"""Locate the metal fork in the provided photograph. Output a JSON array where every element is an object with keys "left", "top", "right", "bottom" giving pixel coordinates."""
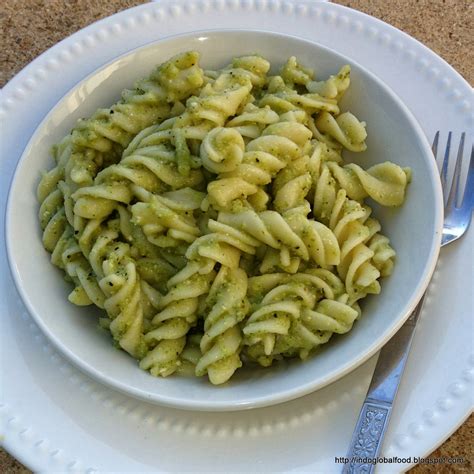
[{"left": 343, "top": 132, "right": 473, "bottom": 474}]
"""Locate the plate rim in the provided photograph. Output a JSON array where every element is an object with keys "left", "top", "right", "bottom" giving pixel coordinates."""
[{"left": 1, "top": 0, "right": 471, "bottom": 471}]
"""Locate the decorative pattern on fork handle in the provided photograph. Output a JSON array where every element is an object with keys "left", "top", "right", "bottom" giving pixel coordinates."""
[{"left": 343, "top": 402, "right": 391, "bottom": 474}]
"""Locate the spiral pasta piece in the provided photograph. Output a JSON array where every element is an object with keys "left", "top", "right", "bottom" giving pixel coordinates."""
[
  {"left": 247, "top": 270, "right": 341, "bottom": 304},
  {"left": 228, "top": 55, "right": 271, "bottom": 87},
  {"left": 176, "top": 333, "right": 203, "bottom": 376},
  {"left": 260, "top": 89, "right": 340, "bottom": 116},
  {"left": 244, "top": 292, "right": 301, "bottom": 363},
  {"left": 130, "top": 185, "right": 205, "bottom": 248},
  {"left": 269, "top": 152, "right": 340, "bottom": 271},
  {"left": 280, "top": 56, "right": 315, "bottom": 86},
  {"left": 139, "top": 269, "right": 215, "bottom": 377},
  {"left": 37, "top": 136, "right": 72, "bottom": 207},
  {"left": 52, "top": 223, "right": 106, "bottom": 307},
  {"left": 306, "top": 65, "right": 351, "bottom": 100},
  {"left": 299, "top": 298, "right": 359, "bottom": 340},
  {"left": 218, "top": 209, "right": 307, "bottom": 262},
  {"left": 200, "top": 127, "right": 246, "bottom": 173},
  {"left": 313, "top": 165, "right": 381, "bottom": 301},
  {"left": 226, "top": 103, "right": 280, "bottom": 139},
  {"left": 272, "top": 205, "right": 341, "bottom": 272},
  {"left": 244, "top": 274, "right": 316, "bottom": 361},
  {"left": 196, "top": 267, "right": 249, "bottom": 384},
  {"left": 314, "top": 111, "right": 367, "bottom": 152},
  {"left": 39, "top": 143, "right": 84, "bottom": 241},
  {"left": 368, "top": 232, "right": 396, "bottom": 277},
  {"left": 154, "top": 210, "right": 258, "bottom": 310},
  {"left": 78, "top": 215, "right": 161, "bottom": 355},
  {"left": 98, "top": 249, "right": 147, "bottom": 358},
  {"left": 243, "top": 270, "right": 351, "bottom": 365},
  {"left": 160, "top": 216, "right": 256, "bottom": 301},
  {"left": 170, "top": 65, "right": 256, "bottom": 141},
  {"left": 306, "top": 297, "right": 359, "bottom": 332},
  {"left": 326, "top": 161, "right": 411, "bottom": 206}
]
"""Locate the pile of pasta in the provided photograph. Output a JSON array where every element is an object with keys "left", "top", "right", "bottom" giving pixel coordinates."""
[{"left": 38, "top": 52, "right": 411, "bottom": 385}]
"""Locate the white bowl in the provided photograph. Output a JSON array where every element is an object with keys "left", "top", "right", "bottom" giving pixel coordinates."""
[{"left": 6, "top": 30, "right": 443, "bottom": 411}]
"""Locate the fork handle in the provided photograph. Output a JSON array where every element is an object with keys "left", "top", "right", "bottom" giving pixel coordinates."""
[
  {"left": 342, "top": 294, "right": 425, "bottom": 473},
  {"left": 342, "top": 401, "right": 392, "bottom": 473}
]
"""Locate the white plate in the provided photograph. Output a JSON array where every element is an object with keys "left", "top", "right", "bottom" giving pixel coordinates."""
[{"left": 1, "top": 0, "right": 472, "bottom": 472}]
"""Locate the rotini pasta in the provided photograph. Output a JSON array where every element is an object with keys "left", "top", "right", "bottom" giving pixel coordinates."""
[
  {"left": 38, "top": 52, "right": 411, "bottom": 384},
  {"left": 196, "top": 266, "right": 249, "bottom": 384}
]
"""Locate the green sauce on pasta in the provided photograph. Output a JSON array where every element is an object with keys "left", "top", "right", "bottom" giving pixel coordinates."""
[{"left": 38, "top": 52, "right": 410, "bottom": 384}]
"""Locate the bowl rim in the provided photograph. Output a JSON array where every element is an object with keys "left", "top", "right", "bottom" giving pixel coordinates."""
[{"left": 5, "top": 28, "right": 443, "bottom": 411}]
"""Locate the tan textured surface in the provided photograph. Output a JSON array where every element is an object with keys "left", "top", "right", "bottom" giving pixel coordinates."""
[
  {"left": 1, "top": 0, "right": 472, "bottom": 472},
  {"left": 336, "top": 0, "right": 473, "bottom": 86},
  {"left": 1, "top": 0, "right": 146, "bottom": 87}
]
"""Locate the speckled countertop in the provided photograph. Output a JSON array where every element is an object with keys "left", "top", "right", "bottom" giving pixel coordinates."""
[{"left": 1, "top": 0, "right": 472, "bottom": 472}]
